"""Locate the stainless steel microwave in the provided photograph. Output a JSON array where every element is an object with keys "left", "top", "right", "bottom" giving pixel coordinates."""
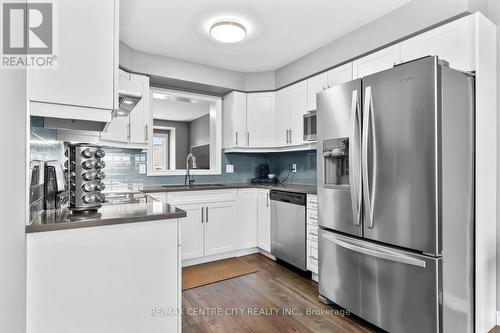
[{"left": 303, "top": 111, "right": 317, "bottom": 141}]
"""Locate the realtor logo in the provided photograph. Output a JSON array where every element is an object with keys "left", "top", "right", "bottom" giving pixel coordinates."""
[{"left": 1, "top": 1, "right": 57, "bottom": 68}]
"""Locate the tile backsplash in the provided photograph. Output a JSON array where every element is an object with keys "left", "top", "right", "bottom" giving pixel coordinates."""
[{"left": 30, "top": 118, "right": 317, "bottom": 191}]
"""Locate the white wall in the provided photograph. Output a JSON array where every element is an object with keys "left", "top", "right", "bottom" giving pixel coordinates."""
[
  {"left": 120, "top": 42, "right": 247, "bottom": 91},
  {"left": 485, "top": 0, "right": 500, "bottom": 315},
  {"left": 275, "top": 0, "right": 479, "bottom": 87},
  {"left": 0, "top": 65, "right": 27, "bottom": 330}
]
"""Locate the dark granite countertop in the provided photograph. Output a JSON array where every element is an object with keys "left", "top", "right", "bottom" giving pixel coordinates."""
[
  {"left": 141, "top": 183, "right": 317, "bottom": 195},
  {"left": 26, "top": 195, "right": 186, "bottom": 233}
]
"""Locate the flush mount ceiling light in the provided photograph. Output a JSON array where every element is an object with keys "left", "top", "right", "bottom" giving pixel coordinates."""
[{"left": 209, "top": 20, "right": 247, "bottom": 43}]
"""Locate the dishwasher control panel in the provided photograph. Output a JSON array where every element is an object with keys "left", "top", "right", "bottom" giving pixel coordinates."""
[{"left": 269, "top": 190, "right": 306, "bottom": 206}]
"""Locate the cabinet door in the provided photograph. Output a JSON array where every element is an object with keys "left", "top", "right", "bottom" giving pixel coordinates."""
[
  {"left": 400, "top": 15, "right": 475, "bottom": 72},
  {"left": 307, "top": 73, "right": 328, "bottom": 111},
  {"left": 257, "top": 190, "right": 271, "bottom": 252},
  {"left": 176, "top": 203, "right": 205, "bottom": 260},
  {"left": 222, "top": 92, "right": 247, "bottom": 148},
  {"left": 100, "top": 70, "right": 129, "bottom": 142},
  {"left": 129, "top": 74, "right": 150, "bottom": 144},
  {"left": 247, "top": 93, "right": 276, "bottom": 147},
  {"left": 290, "top": 81, "right": 308, "bottom": 145},
  {"left": 204, "top": 201, "right": 237, "bottom": 256},
  {"left": 275, "top": 87, "right": 292, "bottom": 146},
  {"left": 237, "top": 189, "right": 258, "bottom": 249},
  {"left": 27, "top": 0, "right": 117, "bottom": 110},
  {"left": 327, "top": 63, "right": 353, "bottom": 88},
  {"left": 100, "top": 116, "right": 129, "bottom": 142},
  {"left": 352, "top": 44, "right": 401, "bottom": 79}
]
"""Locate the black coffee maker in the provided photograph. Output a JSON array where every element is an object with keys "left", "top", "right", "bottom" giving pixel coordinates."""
[{"left": 251, "top": 163, "right": 278, "bottom": 184}]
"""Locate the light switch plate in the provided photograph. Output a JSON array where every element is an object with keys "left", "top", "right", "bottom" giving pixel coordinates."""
[
  {"left": 139, "top": 163, "right": 146, "bottom": 174},
  {"left": 226, "top": 164, "right": 234, "bottom": 173},
  {"left": 292, "top": 164, "right": 297, "bottom": 173}
]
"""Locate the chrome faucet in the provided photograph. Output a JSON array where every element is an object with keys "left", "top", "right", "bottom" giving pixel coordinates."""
[{"left": 185, "top": 153, "right": 197, "bottom": 186}]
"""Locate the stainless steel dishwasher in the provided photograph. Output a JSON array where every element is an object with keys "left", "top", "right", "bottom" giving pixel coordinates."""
[{"left": 270, "top": 190, "right": 307, "bottom": 270}]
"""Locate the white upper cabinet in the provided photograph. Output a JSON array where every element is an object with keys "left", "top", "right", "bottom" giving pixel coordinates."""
[
  {"left": 289, "top": 81, "right": 308, "bottom": 145},
  {"left": 129, "top": 73, "right": 150, "bottom": 144},
  {"left": 222, "top": 92, "right": 247, "bottom": 148},
  {"left": 275, "top": 82, "right": 307, "bottom": 146},
  {"left": 237, "top": 189, "right": 258, "bottom": 250},
  {"left": 246, "top": 92, "right": 276, "bottom": 147},
  {"left": 400, "top": 15, "right": 475, "bottom": 72},
  {"left": 307, "top": 73, "right": 328, "bottom": 111},
  {"left": 353, "top": 44, "right": 402, "bottom": 79},
  {"left": 327, "top": 63, "right": 353, "bottom": 88},
  {"left": 101, "top": 70, "right": 150, "bottom": 146},
  {"left": 275, "top": 86, "right": 292, "bottom": 146},
  {"left": 28, "top": 0, "right": 118, "bottom": 114}
]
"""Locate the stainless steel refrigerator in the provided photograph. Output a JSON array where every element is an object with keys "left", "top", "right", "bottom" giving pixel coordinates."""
[{"left": 316, "top": 56, "right": 475, "bottom": 333}]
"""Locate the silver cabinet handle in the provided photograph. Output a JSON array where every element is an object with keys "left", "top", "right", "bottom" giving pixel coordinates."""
[
  {"left": 349, "top": 89, "right": 362, "bottom": 226},
  {"left": 325, "top": 233, "right": 426, "bottom": 268},
  {"left": 205, "top": 206, "right": 208, "bottom": 222},
  {"left": 201, "top": 207, "right": 204, "bottom": 223},
  {"left": 235, "top": 131, "right": 238, "bottom": 146},
  {"left": 127, "top": 123, "right": 131, "bottom": 140},
  {"left": 145, "top": 124, "right": 148, "bottom": 141},
  {"left": 289, "top": 129, "right": 292, "bottom": 144},
  {"left": 362, "top": 86, "right": 376, "bottom": 229},
  {"left": 266, "top": 193, "right": 269, "bottom": 207},
  {"left": 247, "top": 132, "right": 250, "bottom": 146},
  {"left": 285, "top": 129, "right": 288, "bottom": 144}
]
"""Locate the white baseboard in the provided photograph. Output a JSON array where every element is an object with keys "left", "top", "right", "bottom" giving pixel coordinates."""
[
  {"left": 182, "top": 248, "right": 259, "bottom": 267},
  {"left": 496, "top": 311, "right": 500, "bottom": 326}
]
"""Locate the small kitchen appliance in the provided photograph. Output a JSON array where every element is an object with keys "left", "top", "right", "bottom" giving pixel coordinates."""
[
  {"left": 66, "top": 144, "right": 106, "bottom": 212},
  {"left": 44, "top": 160, "right": 67, "bottom": 210},
  {"left": 251, "top": 163, "right": 278, "bottom": 184}
]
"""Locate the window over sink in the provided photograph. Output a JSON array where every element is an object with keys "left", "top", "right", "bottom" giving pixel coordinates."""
[{"left": 147, "top": 88, "right": 222, "bottom": 176}]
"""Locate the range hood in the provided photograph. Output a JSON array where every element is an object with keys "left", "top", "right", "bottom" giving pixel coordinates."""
[{"left": 117, "top": 90, "right": 142, "bottom": 117}]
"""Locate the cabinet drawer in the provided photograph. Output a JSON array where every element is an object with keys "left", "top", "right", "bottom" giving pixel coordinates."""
[
  {"left": 307, "top": 195, "right": 317, "bottom": 205},
  {"left": 307, "top": 241, "right": 318, "bottom": 274},
  {"left": 307, "top": 202, "right": 318, "bottom": 211},
  {"left": 307, "top": 209, "right": 318, "bottom": 226},
  {"left": 307, "top": 224, "right": 319, "bottom": 242}
]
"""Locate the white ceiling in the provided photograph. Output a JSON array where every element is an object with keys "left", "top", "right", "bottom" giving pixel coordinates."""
[
  {"left": 153, "top": 99, "right": 210, "bottom": 122},
  {"left": 120, "top": 0, "right": 410, "bottom": 73}
]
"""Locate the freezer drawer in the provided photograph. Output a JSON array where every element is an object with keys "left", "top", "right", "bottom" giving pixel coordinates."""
[{"left": 319, "top": 230, "right": 440, "bottom": 333}]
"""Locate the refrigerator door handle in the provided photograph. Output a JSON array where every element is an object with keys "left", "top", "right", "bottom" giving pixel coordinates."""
[
  {"left": 323, "top": 232, "right": 426, "bottom": 268},
  {"left": 349, "top": 89, "right": 362, "bottom": 226},
  {"left": 362, "top": 86, "right": 377, "bottom": 228}
]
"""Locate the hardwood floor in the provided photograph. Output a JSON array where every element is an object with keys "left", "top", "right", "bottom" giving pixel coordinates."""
[
  {"left": 490, "top": 326, "right": 500, "bottom": 333},
  {"left": 182, "top": 253, "right": 381, "bottom": 333}
]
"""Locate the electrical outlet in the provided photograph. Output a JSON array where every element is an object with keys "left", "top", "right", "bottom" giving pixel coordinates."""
[
  {"left": 139, "top": 163, "right": 146, "bottom": 175},
  {"left": 292, "top": 164, "right": 297, "bottom": 173},
  {"left": 226, "top": 164, "right": 234, "bottom": 173}
]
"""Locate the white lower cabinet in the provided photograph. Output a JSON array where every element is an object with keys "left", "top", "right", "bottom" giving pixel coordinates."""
[
  {"left": 176, "top": 203, "right": 205, "bottom": 260},
  {"left": 257, "top": 189, "right": 271, "bottom": 252},
  {"left": 237, "top": 189, "right": 258, "bottom": 249},
  {"left": 306, "top": 194, "right": 319, "bottom": 276},
  {"left": 204, "top": 201, "right": 238, "bottom": 256},
  {"left": 163, "top": 190, "right": 238, "bottom": 263}
]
